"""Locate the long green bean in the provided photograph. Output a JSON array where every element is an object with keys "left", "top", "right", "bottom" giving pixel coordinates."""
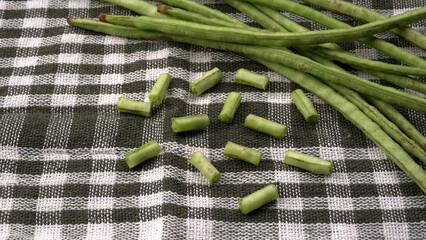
[
  {"left": 156, "top": 0, "right": 246, "bottom": 25},
  {"left": 365, "top": 96, "right": 426, "bottom": 152},
  {"left": 157, "top": 4, "right": 263, "bottom": 32},
  {"left": 241, "top": 0, "right": 426, "bottom": 69},
  {"left": 72, "top": 18, "right": 426, "bottom": 112},
  {"left": 253, "top": 5, "right": 426, "bottom": 95},
  {"left": 68, "top": 18, "right": 426, "bottom": 192},
  {"left": 314, "top": 47, "right": 426, "bottom": 76},
  {"left": 299, "top": 0, "right": 426, "bottom": 50},
  {"left": 104, "top": 11, "right": 426, "bottom": 47},
  {"left": 103, "top": 0, "right": 171, "bottom": 19}
]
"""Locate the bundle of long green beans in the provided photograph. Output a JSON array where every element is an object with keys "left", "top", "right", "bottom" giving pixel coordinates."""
[{"left": 68, "top": 0, "right": 426, "bottom": 193}]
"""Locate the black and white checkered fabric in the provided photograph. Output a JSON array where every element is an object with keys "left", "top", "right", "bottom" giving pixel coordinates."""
[{"left": 0, "top": 0, "right": 425, "bottom": 239}]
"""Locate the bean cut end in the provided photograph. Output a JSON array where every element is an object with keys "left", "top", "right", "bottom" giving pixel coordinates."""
[{"left": 284, "top": 150, "right": 332, "bottom": 175}]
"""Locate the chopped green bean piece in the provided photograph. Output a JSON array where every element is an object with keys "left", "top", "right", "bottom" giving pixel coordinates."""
[
  {"left": 291, "top": 89, "right": 319, "bottom": 123},
  {"left": 224, "top": 141, "right": 262, "bottom": 166},
  {"left": 126, "top": 140, "right": 161, "bottom": 168},
  {"left": 238, "top": 184, "right": 279, "bottom": 214},
  {"left": 117, "top": 97, "right": 152, "bottom": 117},
  {"left": 171, "top": 114, "right": 210, "bottom": 133},
  {"left": 284, "top": 150, "right": 332, "bottom": 175},
  {"left": 189, "top": 152, "right": 221, "bottom": 183},
  {"left": 219, "top": 92, "right": 242, "bottom": 123},
  {"left": 149, "top": 73, "right": 172, "bottom": 105},
  {"left": 190, "top": 67, "right": 223, "bottom": 96},
  {"left": 244, "top": 114, "right": 287, "bottom": 139},
  {"left": 235, "top": 68, "right": 269, "bottom": 90}
]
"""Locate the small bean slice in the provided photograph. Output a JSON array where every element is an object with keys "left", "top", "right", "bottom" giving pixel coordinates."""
[
  {"left": 219, "top": 92, "right": 242, "bottom": 123},
  {"left": 126, "top": 140, "right": 161, "bottom": 168}
]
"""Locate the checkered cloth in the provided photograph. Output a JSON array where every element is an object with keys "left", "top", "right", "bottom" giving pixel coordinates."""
[{"left": 1, "top": 0, "right": 425, "bottom": 239}]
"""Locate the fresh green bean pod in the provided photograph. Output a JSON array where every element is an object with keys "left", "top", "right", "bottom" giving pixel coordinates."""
[
  {"left": 117, "top": 97, "right": 153, "bottom": 117},
  {"left": 224, "top": 141, "right": 262, "bottom": 166},
  {"left": 123, "top": 11, "right": 426, "bottom": 47},
  {"left": 235, "top": 68, "right": 269, "bottom": 90},
  {"left": 242, "top": 0, "right": 426, "bottom": 68},
  {"left": 365, "top": 96, "right": 426, "bottom": 152},
  {"left": 299, "top": 0, "right": 426, "bottom": 50},
  {"left": 244, "top": 114, "right": 287, "bottom": 139},
  {"left": 189, "top": 152, "right": 221, "bottom": 183},
  {"left": 103, "top": 0, "right": 171, "bottom": 19},
  {"left": 238, "top": 184, "right": 279, "bottom": 214},
  {"left": 190, "top": 67, "right": 223, "bottom": 95},
  {"left": 219, "top": 92, "right": 242, "bottom": 123},
  {"left": 157, "top": 4, "right": 263, "bottom": 32},
  {"left": 284, "top": 150, "right": 332, "bottom": 175},
  {"left": 68, "top": 18, "right": 168, "bottom": 39},
  {"left": 250, "top": 6, "right": 426, "bottom": 95},
  {"left": 291, "top": 89, "right": 319, "bottom": 123},
  {"left": 171, "top": 114, "right": 210, "bottom": 133},
  {"left": 314, "top": 47, "right": 426, "bottom": 77},
  {"left": 149, "top": 73, "right": 172, "bottom": 105},
  {"left": 126, "top": 140, "right": 161, "bottom": 168},
  {"left": 156, "top": 0, "right": 246, "bottom": 25}
]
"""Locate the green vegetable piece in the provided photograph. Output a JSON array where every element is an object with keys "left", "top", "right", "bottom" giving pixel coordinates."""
[
  {"left": 291, "top": 89, "right": 319, "bottom": 123},
  {"left": 117, "top": 97, "right": 152, "bottom": 117},
  {"left": 224, "top": 141, "right": 262, "bottom": 166},
  {"left": 149, "top": 73, "right": 172, "bottom": 105},
  {"left": 189, "top": 152, "right": 221, "bottom": 183},
  {"left": 299, "top": 0, "right": 426, "bottom": 51},
  {"left": 219, "top": 92, "right": 242, "bottom": 123},
  {"left": 156, "top": 0, "right": 247, "bottom": 25},
  {"left": 238, "top": 184, "right": 279, "bottom": 214},
  {"left": 190, "top": 68, "right": 223, "bottom": 95},
  {"left": 242, "top": 0, "right": 426, "bottom": 68},
  {"left": 284, "top": 150, "right": 332, "bottom": 175},
  {"left": 126, "top": 140, "right": 161, "bottom": 168},
  {"left": 235, "top": 68, "right": 269, "bottom": 90},
  {"left": 244, "top": 114, "right": 287, "bottom": 139},
  {"left": 171, "top": 114, "right": 210, "bottom": 133}
]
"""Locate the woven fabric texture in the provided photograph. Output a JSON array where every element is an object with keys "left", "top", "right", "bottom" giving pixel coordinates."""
[{"left": 0, "top": 0, "right": 425, "bottom": 239}]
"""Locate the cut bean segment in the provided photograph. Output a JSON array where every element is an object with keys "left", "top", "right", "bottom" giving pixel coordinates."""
[
  {"left": 284, "top": 150, "right": 333, "bottom": 175},
  {"left": 235, "top": 68, "right": 269, "bottom": 90},
  {"left": 238, "top": 184, "right": 279, "bottom": 214},
  {"left": 126, "top": 140, "right": 161, "bottom": 168},
  {"left": 149, "top": 73, "right": 172, "bottom": 105},
  {"left": 171, "top": 114, "right": 210, "bottom": 133},
  {"left": 117, "top": 97, "right": 152, "bottom": 117},
  {"left": 219, "top": 92, "right": 242, "bottom": 123},
  {"left": 244, "top": 114, "right": 287, "bottom": 139},
  {"left": 190, "top": 67, "right": 223, "bottom": 95},
  {"left": 224, "top": 141, "right": 262, "bottom": 166},
  {"left": 291, "top": 89, "right": 319, "bottom": 123},
  {"left": 189, "top": 152, "right": 221, "bottom": 183}
]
